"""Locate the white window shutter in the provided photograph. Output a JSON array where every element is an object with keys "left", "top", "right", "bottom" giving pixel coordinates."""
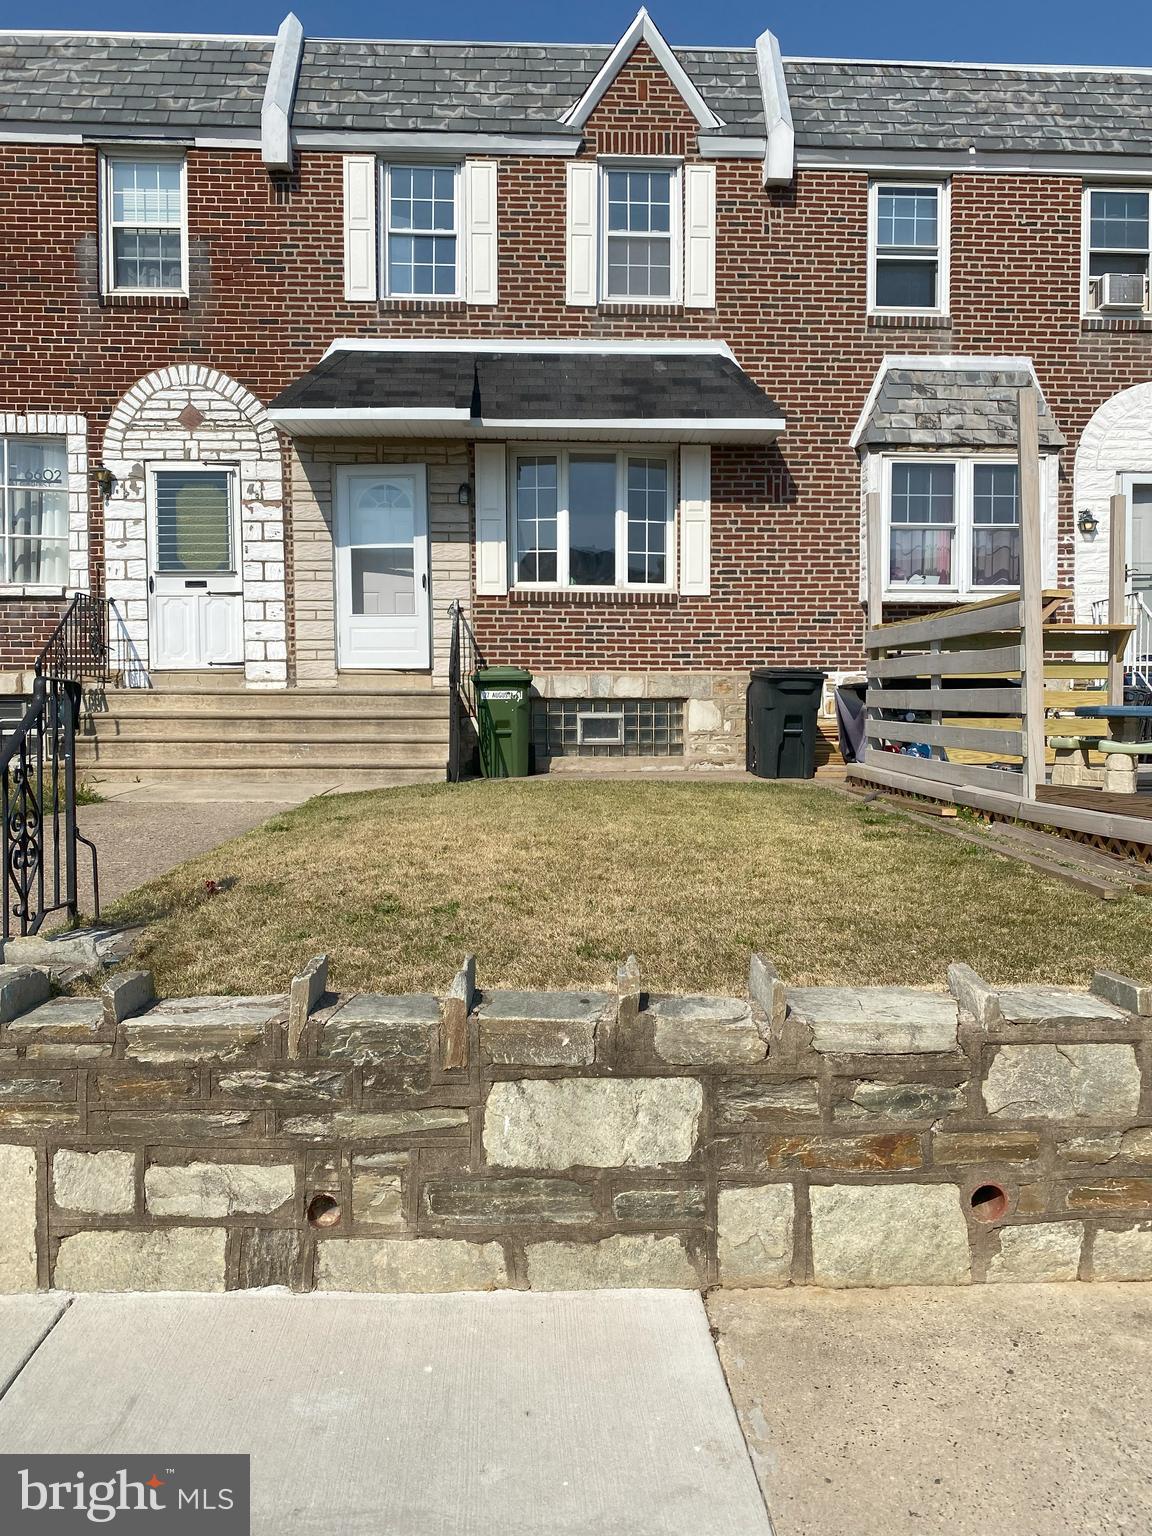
[
  {"left": 679, "top": 446, "right": 711, "bottom": 596},
  {"left": 474, "top": 444, "right": 509, "bottom": 595},
  {"left": 683, "top": 164, "right": 716, "bottom": 309},
  {"left": 343, "top": 155, "right": 377, "bottom": 301},
  {"left": 566, "top": 161, "right": 598, "bottom": 306},
  {"left": 464, "top": 160, "right": 499, "bottom": 305}
]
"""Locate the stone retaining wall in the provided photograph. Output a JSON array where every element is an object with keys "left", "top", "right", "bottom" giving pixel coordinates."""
[{"left": 1, "top": 956, "right": 1151, "bottom": 1293}]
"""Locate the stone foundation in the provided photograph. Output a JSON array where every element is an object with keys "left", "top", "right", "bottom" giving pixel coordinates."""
[{"left": 2, "top": 959, "right": 1151, "bottom": 1293}]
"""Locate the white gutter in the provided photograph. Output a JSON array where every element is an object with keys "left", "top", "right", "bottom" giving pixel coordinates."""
[
  {"left": 321, "top": 337, "right": 739, "bottom": 359},
  {"left": 262, "top": 12, "right": 304, "bottom": 172}
]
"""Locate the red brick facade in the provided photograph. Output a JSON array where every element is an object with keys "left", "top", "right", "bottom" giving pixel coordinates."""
[{"left": 0, "top": 40, "right": 1150, "bottom": 674}]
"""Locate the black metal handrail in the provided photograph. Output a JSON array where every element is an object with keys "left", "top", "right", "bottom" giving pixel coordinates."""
[
  {"left": 447, "top": 599, "right": 487, "bottom": 782},
  {"left": 0, "top": 596, "right": 105, "bottom": 940}
]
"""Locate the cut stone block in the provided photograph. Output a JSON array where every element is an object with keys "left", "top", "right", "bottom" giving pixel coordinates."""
[
  {"left": 287, "top": 954, "right": 327, "bottom": 1059},
  {"left": 3, "top": 995, "right": 97, "bottom": 1038},
  {"left": 525, "top": 1234, "right": 698, "bottom": 1290},
  {"left": 983, "top": 1044, "right": 1141, "bottom": 1120},
  {"left": 422, "top": 1177, "right": 595, "bottom": 1226},
  {"left": 612, "top": 1185, "right": 706, "bottom": 1223},
  {"left": 214, "top": 1067, "right": 349, "bottom": 1101},
  {"left": 0, "top": 1076, "right": 74, "bottom": 1104},
  {"left": 483, "top": 1078, "right": 702, "bottom": 1170},
  {"left": 649, "top": 996, "right": 768, "bottom": 1067},
  {"left": 351, "top": 1156, "right": 406, "bottom": 1227},
  {"left": 315, "top": 1238, "right": 507, "bottom": 1293},
  {"left": 716, "top": 1079, "right": 820, "bottom": 1127},
  {"left": 809, "top": 1183, "right": 971, "bottom": 1287},
  {"left": 788, "top": 988, "right": 958, "bottom": 1055},
  {"left": 947, "top": 963, "right": 1002, "bottom": 1027},
  {"left": 236, "top": 1228, "right": 301, "bottom": 1289},
  {"left": 1093, "top": 1224, "right": 1152, "bottom": 1281},
  {"left": 0, "top": 1108, "right": 79, "bottom": 1132},
  {"left": 25, "top": 1043, "right": 112, "bottom": 1061},
  {"left": 748, "top": 953, "right": 787, "bottom": 1032},
  {"left": 1065, "top": 1179, "right": 1152, "bottom": 1213},
  {"left": 88, "top": 1110, "right": 256, "bottom": 1141},
  {"left": 996, "top": 988, "right": 1131, "bottom": 1028},
  {"left": 283, "top": 1108, "right": 469, "bottom": 1140},
  {"left": 1057, "top": 1129, "right": 1152, "bottom": 1165},
  {"left": 52, "top": 1149, "right": 135, "bottom": 1215},
  {"left": 101, "top": 970, "right": 154, "bottom": 1026},
  {"left": 320, "top": 996, "right": 436, "bottom": 1085},
  {"left": 440, "top": 955, "right": 475, "bottom": 1071},
  {"left": 745, "top": 1133, "right": 922, "bottom": 1173},
  {"left": 932, "top": 1131, "right": 1042, "bottom": 1165},
  {"left": 123, "top": 1017, "right": 267, "bottom": 1065},
  {"left": 0, "top": 1143, "right": 38, "bottom": 1292},
  {"left": 4, "top": 929, "right": 126, "bottom": 973},
  {"left": 477, "top": 990, "right": 608, "bottom": 1067},
  {"left": 988, "top": 1223, "right": 1084, "bottom": 1283},
  {"left": 717, "top": 1185, "right": 794, "bottom": 1286},
  {"left": 145, "top": 1161, "right": 296, "bottom": 1217},
  {"left": 54, "top": 1228, "right": 227, "bottom": 1292},
  {"left": 1091, "top": 971, "right": 1152, "bottom": 1017},
  {"left": 833, "top": 1080, "right": 966, "bottom": 1122}
]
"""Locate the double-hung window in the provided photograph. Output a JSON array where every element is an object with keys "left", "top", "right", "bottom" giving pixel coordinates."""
[
  {"left": 886, "top": 459, "right": 1021, "bottom": 599},
  {"left": 602, "top": 166, "right": 678, "bottom": 301},
  {"left": 101, "top": 154, "right": 186, "bottom": 294},
  {"left": 381, "top": 164, "right": 460, "bottom": 298},
  {"left": 1085, "top": 188, "right": 1151, "bottom": 313},
  {"left": 869, "top": 182, "right": 948, "bottom": 314},
  {"left": 512, "top": 448, "right": 674, "bottom": 589},
  {"left": 0, "top": 437, "right": 68, "bottom": 587}
]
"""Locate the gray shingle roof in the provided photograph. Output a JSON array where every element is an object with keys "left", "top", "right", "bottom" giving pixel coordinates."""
[
  {"left": 858, "top": 366, "right": 1066, "bottom": 450},
  {"left": 0, "top": 34, "right": 272, "bottom": 129}
]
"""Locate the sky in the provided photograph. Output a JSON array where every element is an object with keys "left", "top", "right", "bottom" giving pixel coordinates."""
[{"left": 0, "top": 0, "right": 1149, "bottom": 67}]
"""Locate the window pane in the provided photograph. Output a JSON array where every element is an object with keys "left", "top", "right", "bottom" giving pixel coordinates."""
[
  {"left": 9, "top": 489, "right": 66, "bottom": 541},
  {"left": 606, "top": 236, "right": 672, "bottom": 298},
  {"left": 875, "top": 259, "right": 937, "bottom": 309},
  {"left": 889, "top": 528, "right": 953, "bottom": 585},
  {"left": 113, "top": 228, "right": 182, "bottom": 290},
  {"left": 6, "top": 439, "right": 66, "bottom": 487},
  {"left": 626, "top": 457, "right": 667, "bottom": 585},
  {"left": 972, "top": 527, "right": 1020, "bottom": 587},
  {"left": 349, "top": 478, "right": 415, "bottom": 547},
  {"left": 389, "top": 165, "right": 455, "bottom": 233},
  {"left": 972, "top": 465, "right": 1019, "bottom": 526},
  {"left": 890, "top": 463, "right": 955, "bottom": 525},
  {"left": 11, "top": 536, "right": 67, "bottom": 586},
  {"left": 154, "top": 470, "right": 232, "bottom": 573},
  {"left": 515, "top": 457, "right": 559, "bottom": 584},
  {"left": 568, "top": 456, "right": 616, "bottom": 586},
  {"left": 388, "top": 233, "right": 456, "bottom": 295},
  {"left": 111, "top": 159, "right": 181, "bottom": 225},
  {"left": 606, "top": 170, "right": 671, "bottom": 233},
  {"left": 351, "top": 547, "right": 415, "bottom": 616},
  {"left": 1087, "top": 252, "right": 1149, "bottom": 279},
  {"left": 1090, "top": 190, "right": 1149, "bottom": 251},
  {"left": 877, "top": 187, "right": 938, "bottom": 250}
]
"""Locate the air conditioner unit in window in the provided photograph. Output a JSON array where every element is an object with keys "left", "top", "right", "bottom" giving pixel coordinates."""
[{"left": 1092, "top": 272, "right": 1148, "bottom": 311}]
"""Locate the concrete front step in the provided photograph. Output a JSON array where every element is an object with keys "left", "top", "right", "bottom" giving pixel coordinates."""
[
  {"left": 95, "top": 689, "right": 450, "bottom": 717},
  {"left": 141, "top": 671, "right": 441, "bottom": 694},
  {"left": 78, "top": 737, "right": 448, "bottom": 768},
  {"left": 82, "top": 714, "right": 451, "bottom": 743},
  {"left": 78, "top": 764, "right": 447, "bottom": 785}
]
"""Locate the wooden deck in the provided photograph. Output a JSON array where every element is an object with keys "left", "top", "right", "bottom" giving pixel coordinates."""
[{"left": 1036, "top": 784, "right": 1152, "bottom": 818}]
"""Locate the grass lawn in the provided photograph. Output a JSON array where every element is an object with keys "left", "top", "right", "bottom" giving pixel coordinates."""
[{"left": 106, "top": 779, "right": 1152, "bottom": 998}]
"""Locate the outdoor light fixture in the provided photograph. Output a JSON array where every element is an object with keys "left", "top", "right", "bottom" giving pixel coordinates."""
[
  {"left": 94, "top": 464, "right": 115, "bottom": 499},
  {"left": 1077, "top": 508, "right": 1100, "bottom": 537},
  {"left": 458, "top": 482, "right": 472, "bottom": 506}
]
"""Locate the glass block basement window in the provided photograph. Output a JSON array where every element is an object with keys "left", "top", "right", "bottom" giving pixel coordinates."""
[{"left": 533, "top": 698, "right": 685, "bottom": 758}]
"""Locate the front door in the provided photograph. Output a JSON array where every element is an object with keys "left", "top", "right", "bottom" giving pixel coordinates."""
[
  {"left": 335, "top": 465, "right": 430, "bottom": 670},
  {"left": 148, "top": 465, "right": 243, "bottom": 669},
  {"left": 1129, "top": 481, "right": 1152, "bottom": 595}
]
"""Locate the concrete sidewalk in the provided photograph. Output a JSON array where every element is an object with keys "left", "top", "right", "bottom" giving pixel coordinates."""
[{"left": 0, "top": 1289, "right": 770, "bottom": 1536}]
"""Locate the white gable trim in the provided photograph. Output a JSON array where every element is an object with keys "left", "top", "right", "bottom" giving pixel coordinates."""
[
  {"left": 561, "top": 8, "right": 724, "bottom": 132},
  {"left": 849, "top": 354, "right": 1056, "bottom": 450},
  {"left": 755, "top": 28, "right": 794, "bottom": 186},
  {"left": 261, "top": 11, "right": 303, "bottom": 171}
]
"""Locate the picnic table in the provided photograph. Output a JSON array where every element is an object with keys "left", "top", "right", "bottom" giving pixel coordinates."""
[{"left": 1050, "top": 704, "right": 1152, "bottom": 793}]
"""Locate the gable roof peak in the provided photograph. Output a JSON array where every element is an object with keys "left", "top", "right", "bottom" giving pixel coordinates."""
[{"left": 560, "top": 8, "right": 724, "bottom": 131}]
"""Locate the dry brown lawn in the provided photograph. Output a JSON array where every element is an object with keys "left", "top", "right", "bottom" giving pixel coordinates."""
[{"left": 105, "top": 779, "right": 1152, "bottom": 998}]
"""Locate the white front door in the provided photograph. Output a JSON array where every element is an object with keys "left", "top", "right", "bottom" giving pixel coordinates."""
[
  {"left": 1129, "top": 481, "right": 1152, "bottom": 594},
  {"left": 335, "top": 465, "right": 430, "bottom": 670},
  {"left": 148, "top": 465, "right": 243, "bottom": 669}
]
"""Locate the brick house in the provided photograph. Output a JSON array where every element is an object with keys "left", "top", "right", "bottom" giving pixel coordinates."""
[{"left": 1, "top": 10, "right": 1151, "bottom": 778}]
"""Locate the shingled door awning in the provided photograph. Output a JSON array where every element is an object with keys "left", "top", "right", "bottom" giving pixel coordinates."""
[{"left": 267, "top": 342, "right": 786, "bottom": 442}]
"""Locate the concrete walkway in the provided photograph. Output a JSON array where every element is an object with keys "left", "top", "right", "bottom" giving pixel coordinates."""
[{"left": 0, "top": 1289, "right": 771, "bottom": 1536}]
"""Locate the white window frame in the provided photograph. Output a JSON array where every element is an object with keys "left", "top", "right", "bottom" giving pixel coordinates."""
[
  {"left": 867, "top": 179, "right": 950, "bottom": 317},
  {"left": 379, "top": 161, "right": 463, "bottom": 301},
  {"left": 1080, "top": 184, "right": 1152, "bottom": 317},
  {"left": 598, "top": 160, "right": 683, "bottom": 305},
  {"left": 0, "top": 433, "right": 73, "bottom": 591},
  {"left": 99, "top": 150, "right": 188, "bottom": 298},
  {"left": 881, "top": 454, "right": 1042, "bottom": 603},
  {"left": 508, "top": 444, "right": 677, "bottom": 592}
]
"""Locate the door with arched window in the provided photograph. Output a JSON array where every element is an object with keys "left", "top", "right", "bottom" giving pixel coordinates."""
[{"left": 335, "top": 465, "right": 430, "bottom": 669}]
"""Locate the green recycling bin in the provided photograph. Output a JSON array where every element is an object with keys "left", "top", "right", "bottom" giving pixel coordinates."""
[{"left": 473, "top": 666, "right": 533, "bottom": 778}]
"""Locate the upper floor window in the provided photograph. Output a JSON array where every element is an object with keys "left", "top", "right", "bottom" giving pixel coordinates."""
[
  {"left": 1085, "top": 188, "right": 1151, "bottom": 314},
  {"left": 602, "top": 167, "right": 678, "bottom": 301},
  {"left": 868, "top": 182, "right": 948, "bottom": 315},
  {"left": 382, "top": 164, "right": 461, "bottom": 298},
  {"left": 886, "top": 459, "right": 1021, "bottom": 599},
  {"left": 101, "top": 154, "right": 186, "bottom": 295},
  {"left": 512, "top": 448, "right": 674, "bottom": 589},
  {"left": 0, "top": 437, "right": 68, "bottom": 587}
]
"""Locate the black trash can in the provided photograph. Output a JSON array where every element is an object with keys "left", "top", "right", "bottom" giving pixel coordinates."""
[{"left": 747, "top": 668, "right": 827, "bottom": 779}]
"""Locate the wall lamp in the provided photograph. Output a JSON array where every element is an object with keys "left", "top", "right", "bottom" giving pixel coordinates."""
[
  {"left": 457, "top": 482, "right": 472, "bottom": 507},
  {"left": 94, "top": 464, "right": 115, "bottom": 499},
  {"left": 1077, "top": 508, "right": 1100, "bottom": 537}
]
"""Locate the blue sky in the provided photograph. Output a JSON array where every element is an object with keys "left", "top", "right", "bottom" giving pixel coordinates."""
[{"left": 0, "top": 0, "right": 1148, "bottom": 67}]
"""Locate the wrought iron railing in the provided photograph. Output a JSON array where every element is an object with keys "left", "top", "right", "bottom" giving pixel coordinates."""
[
  {"left": 447, "top": 599, "right": 486, "bottom": 782},
  {"left": 0, "top": 595, "right": 106, "bottom": 940}
]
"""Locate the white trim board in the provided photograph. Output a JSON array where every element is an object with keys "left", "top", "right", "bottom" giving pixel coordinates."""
[
  {"left": 321, "top": 338, "right": 738, "bottom": 358},
  {"left": 261, "top": 12, "right": 303, "bottom": 172},
  {"left": 294, "top": 130, "right": 581, "bottom": 156},
  {"left": 755, "top": 28, "right": 794, "bottom": 185}
]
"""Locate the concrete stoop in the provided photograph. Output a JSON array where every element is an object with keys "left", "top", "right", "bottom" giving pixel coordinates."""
[{"left": 1, "top": 954, "right": 1151, "bottom": 1297}]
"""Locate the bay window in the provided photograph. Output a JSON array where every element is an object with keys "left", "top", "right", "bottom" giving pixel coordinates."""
[
  {"left": 0, "top": 437, "right": 69, "bottom": 587},
  {"left": 886, "top": 458, "right": 1021, "bottom": 599},
  {"left": 512, "top": 449, "right": 673, "bottom": 589}
]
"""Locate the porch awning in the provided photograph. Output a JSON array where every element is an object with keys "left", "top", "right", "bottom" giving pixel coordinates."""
[{"left": 266, "top": 342, "right": 786, "bottom": 443}]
